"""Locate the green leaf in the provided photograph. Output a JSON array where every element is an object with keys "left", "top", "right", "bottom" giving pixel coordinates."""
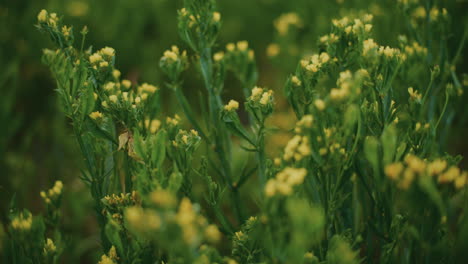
[
  {"left": 80, "top": 84, "right": 95, "bottom": 121},
  {"left": 132, "top": 131, "right": 147, "bottom": 161},
  {"left": 364, "top": 136, "right": 380, "bottom": 174},
  {"left": 105, "top": 219, "right": 124, "bottom": 257},
  {"left": 344, "top": 104, "right": 359, "bottom": 129},
  {"left": 85, "top": 117, "right": 118, "bottom": 145},
  {"left": 381, "top": 125, "right": 397, "bottom": 165},
  {"left": 168, "top": 166, "right": 183, "bottom": 192},
  {"left": 418, "top": 176, "right": 446, "bottom": 216},
  {"left": 151, "top": 129, "right": 167, "bottom": 168}
]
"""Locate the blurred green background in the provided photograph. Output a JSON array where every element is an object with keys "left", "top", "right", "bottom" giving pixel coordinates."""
[{"left": 1, "top": 0, "right": 467, "bottom": 262}]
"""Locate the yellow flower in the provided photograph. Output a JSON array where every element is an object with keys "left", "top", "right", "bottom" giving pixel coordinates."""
[
  {"left": 100, "top": 47, "right": 115, "bottom": 57},
  {"left": 98, "top": 255, "right": 116, "bottom": 264},
  {"left": 314, "top": 99, "right": 326, "bottom": 111},
  {"left": 134, "top": 96, "right": 141, "bottom": 104},
  {"left": 250, "top": 86, "right": 263, "bottom": 99},
  {"left": 296, "top": 115, "right": 313, "bottom": 129},
  {"left": 408, "top": 87, "right": 422, "bottom": 100},
  {"left": 121, "top": 80, "right": 131, "bottom": 89},
  {"left": 438, "top": 166, "right": 460, "bottom": 183},
  {"left": 109, "top": 95, "right": 118, "bottom": 103},
  {"left": 37, "top": 9, "right": 48, "bottom": 22},
  {"left": 89, "top": 53, "right": 103, "bottom": 64},
  {"left": 427, "top": 159, "right": 447, "bottom": 176},
  {"left": 363, "top": 39, "right": 378, "bottom": 56},
  {"left": 212, "top": 12, "right": 221, "bottom": 22},
  {"left": 204, "top": 224, "right": 221, "bottom": 243},
  {"left": 11, "top": 213, "right": 33, "bottom": 231},
  {"left": 213, "top": 51, "right": 224, "bottom": 61},
  {"left": 224, "top": 100, "right": 239, "bottom": 111},
  {"left": 112, "top": 69, "right": 121, "bottom": 79},
  {"left": 291, "top": 75, "right": 301, "bottom": 86},
  {"left": 44, "top": 238, "right": 56, "bottom": 254},
  {"left": 138, "top": 83, "right": 158, "bottom": 94},
  {"left": 226, "top": 43, "right": 235, "bottom": 52},
  {"left": 274, "top": 12, "right": 302, "bottom": 35},
  {"left": 454, "top": 173, "right": 467, "bottom": 189},
  {"left": 385, "top": 163, "right": 404, "bottom": 180},
  {"left": 404, "top": 154, "right": 426, "bottom": 173},
  {"left": 150, "top": 190, "right": 176, "bottom": 208},
  {"left": 266, "top": 43, "right": 280, "bottom": 57},
  {"left": 145, "top": 119, "right": 161, "bottom": 133},
  {"left": 237, "top": 41, "right": 248, "bottom": 51},
  {"left": 259, "top": 91, "right": 272, "bottom": 105}
]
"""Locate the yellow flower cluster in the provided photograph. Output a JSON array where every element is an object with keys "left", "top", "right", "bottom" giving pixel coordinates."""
[
  {"left": 162, "top": 45, "right": 187, "bottom": 62},
  {"left": 330, "top": 70, "right": 353, "bottom": 101},
  {"left": 101, "top": 81, "right": 157, "bottom": 108},
  {"left": 332, "top": 15, "right": 373, "bottom": 34},
  {"left": 37, "top": 10, "right": 59, "bottom": 27},
  {"left": 408, "top": 87, "right": 422, "bottom": 101},
  {"left": 61, "top": 25, "right": 71, "bottom": 38},
  {"left": 166, "top": 114, "right": 181, "bottom": 127},
  {"left": 249, "top": 86, "right": 274, "bottom": 106},
  {"left": 212, "top": 12, "right": 221, "bottom": 22},
  {"left": 144, "top": 119, "right": 161, "bottom": 134},
  {"left": 138, "top": 83, "right": 158, "bottom": 95},
  {"left": 363, "top": 39, "right": 402, "bottom": 60},
  {"left": 225, "top": 41, "right": 255, "bottom": 60},
  {"left": 362, "top": 39, "right": 378, "bottom": 57},
  {"left": 103, "top": 191, "right": 139, "bottom": 207},
  {"left": 266, "top": 43, "right": 280, "bottom": 57},
  {"left": 283, "top": 135, "right": 311, "bottom": 161},
  {"left": 429, "top": 7, "right": 448, "bottom": 21},
  {"left": 89, "top": 47, "right": 115, "bottom": 69},
  {"left": 314, "top": 99, "right": 326, "bottom": 111},
  {"left": 213, "top": 51, "right": 224, "bottom": 61},
  {"left": 301, "top": 52, "right": 331, "bottom": 74},
  {"left": 291, "top": 75, "right": 302, "bottom": 86},
  {"left": 150, "top": 190, "right": 177, "bottom": 208},
  {"left": 265, "top": 167, "right": 308, "bottom": 197},
  {"left": 385, "top": 155, "right": 468, "bottom": 189},
  {"left": 40, "top": 181, "right": 63, "bottom": 204},
  {"left": 11, "top": 213, "right": 33, "bottom": 231},
  {"left": 98, "top": 246, "right": 118, "bottom": 264},
  {"left": 125, "top": 206, "right": 161, "bottom": 232},
  {"left": 89, "top": 111, "right": 103, "bottom": 120},
  {"left": 224, "top": 100, "right": 239, "bottom": 111},
  {"left": 274, "top": 12, "right": 302, "bottom": 36},
  {"left": 414, "top": 122, "right": 430, "bottom": 132},
  {"left": 294, "top": 115, "right": 314, "bottom": 134},
  {"left": 319, "top": 33, "right": 339, "bottom": 45},
  {"left": 404, "top": 41, "right": 428, "bottom": 57},
  {"left": 43, "top": 238, "right": 56, "bottom": 255},
  {"left": 176, "top": 198, "right": 221, "bottom": 245},
  {"left": 174, "top": 129, "right": 200, "bottom": 148}
]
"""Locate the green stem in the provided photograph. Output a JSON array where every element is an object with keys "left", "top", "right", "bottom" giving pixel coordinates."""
[
  {"left": 213, "top": 203, "right": 234, "bottom": 234},
  {"left": 199, "top": 46, "right": 244, "bottom": 223},
  {"left": 434, "top": 89, "right": 449, "bottom": 131},
  {"left": 256, "top": 124, "right": 267, "bottom": 186}
]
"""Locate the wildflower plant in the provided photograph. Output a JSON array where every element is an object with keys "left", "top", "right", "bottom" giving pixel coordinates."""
[{"left": 1, "top": 0, "right": 467, "bottom": 263}]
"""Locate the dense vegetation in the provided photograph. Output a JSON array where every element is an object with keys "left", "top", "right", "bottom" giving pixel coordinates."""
[{"left": 1, "top": 0, "right": 468, "bottom": 263}]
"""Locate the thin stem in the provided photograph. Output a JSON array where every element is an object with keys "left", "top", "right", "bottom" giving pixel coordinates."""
[
  {"left": 434, "top": 89, "right": 449, "bottom": 130},
  {"left": 256, "top": 124, "right": 267, "bottom": 186},
  {"left": 199, "top": 46, "right": 244, "bottom": 223}
]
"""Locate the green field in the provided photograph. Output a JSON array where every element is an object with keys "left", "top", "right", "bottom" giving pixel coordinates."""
[{"left": 1, "top": 0, "right": 468, "bottom": 263}]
